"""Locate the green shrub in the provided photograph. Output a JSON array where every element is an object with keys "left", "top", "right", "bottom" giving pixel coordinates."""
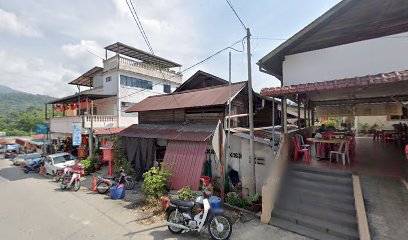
[
  {"left": 226, "top": 194, "right": 250, "bottom": 209},
  {"left": 175, "top": 187, "right": 197, "bottom": 201},
  {"left": 142, "top": 165, "right": 171, "bottom": 200},
  {"left": 112, "top": 136, "right": 135, "bottom": 176},
  {"left": 81, "top": 159, "right": 93, "bottom": 173}
]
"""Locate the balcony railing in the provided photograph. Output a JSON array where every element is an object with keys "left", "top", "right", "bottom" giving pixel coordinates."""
[
  {"left": 103, "top": 56, "right": 182, "bottom": 84},
  {"left": 49, "top": 115, "right": 118, "bottom": 134}
]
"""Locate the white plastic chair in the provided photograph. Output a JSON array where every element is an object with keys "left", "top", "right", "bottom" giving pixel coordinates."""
[
  {"left": 295, "top": 134, "right": 311, "bottom": 150},
  {"left": 329, "top": 140, "right": 350, "bottom": 165}
]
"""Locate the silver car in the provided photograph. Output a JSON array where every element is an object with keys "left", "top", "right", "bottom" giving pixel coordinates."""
[{"left": 11, "top": 153, "right": 43, "bottom": 166}]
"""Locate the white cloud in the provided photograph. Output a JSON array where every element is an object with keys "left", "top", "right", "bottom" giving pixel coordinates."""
[
  {"left": 61, "top": 40, "right": 104, "bottom": 72},
  {"left": 0, "top": 8, "right": 42, "bottom": 37},
  {"left": 0, "top": 49, "right": 76, "bottom": 97}
]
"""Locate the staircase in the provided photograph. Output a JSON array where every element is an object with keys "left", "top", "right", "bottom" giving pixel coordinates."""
[{"left": 269, "top": 166, "right": 359, "bottom": 240}]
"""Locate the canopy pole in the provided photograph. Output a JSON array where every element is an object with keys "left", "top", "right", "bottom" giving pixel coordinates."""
[
  {"left": 297, "top": 96, "right": 301, "bottom": 129},
  {"left": 272, "top": 97, "right": 275, "bottom": 159}
]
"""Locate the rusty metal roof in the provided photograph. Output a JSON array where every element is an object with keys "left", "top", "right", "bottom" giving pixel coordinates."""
[
  {"left": 119, "top": 123, "right": 216, "bottom": 142},
  {"left": 94, "top": 128, "right": 124, "bottom": 136},
  {"left": 126, "top": 82, "right": 246, "bottom": 112},
  {"left": 163, "top": 140, "right": 208, "bottom": 190},
  {"left": 261, "top": 70, "right": 408, "bottom": 97}
]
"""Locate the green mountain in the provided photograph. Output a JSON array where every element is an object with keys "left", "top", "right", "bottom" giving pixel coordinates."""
[
  {"left": 0, "top": 85, "right": 55, "bottom": 136},
  {"left": 0, "top": 86, "right": 54, "bottom": 117}
]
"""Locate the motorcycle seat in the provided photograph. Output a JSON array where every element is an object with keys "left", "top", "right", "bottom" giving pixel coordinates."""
[{"left": 170, "top": 198, "right": 194, "bottom": 208}]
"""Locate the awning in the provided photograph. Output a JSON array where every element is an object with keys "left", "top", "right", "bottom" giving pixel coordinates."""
[
  {"left": 119, "top": 123, "right": 215, "bottom": 142},
  {"left": 48, "top": 93, "right": 116, "bottom": 104},
  {"left": 163, "top": 140, "right": 208, "bottom": 190},
  {"left": 260, "top": 70, "right": 408, "bottom": 106},
  {"left": 68, "top": 67, "right": 103, "bottom": 87},
  {"left": 105, "top": 42, "right": 181, "bottom": 69}
]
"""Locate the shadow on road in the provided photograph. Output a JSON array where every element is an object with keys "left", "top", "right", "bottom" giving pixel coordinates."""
[{"left": 0, "top": 162, "right": 46, "bottom": 182}]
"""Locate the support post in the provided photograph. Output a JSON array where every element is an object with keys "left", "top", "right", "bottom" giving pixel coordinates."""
[
  {"left": 89, "top": 100, "right": 94, "bottom": 157},
  {"left": 282, "top": 96, "right": 288, "bottom": 133},
  {"left": 311, "top": 105, "right": 315, "bottom": 126},
  {"left": 246, "top": 28, "right": 256, "bottom": 197},
  {"left": 272, "top": 97, "right": 275, "bottom": 159},
  {"left": 297, "top": 96, "right": 301, "bottom": 129},
  {"left": 304, "top": 100, "right": 307, "bottom": 128}
]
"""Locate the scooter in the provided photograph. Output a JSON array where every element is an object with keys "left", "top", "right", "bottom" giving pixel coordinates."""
[
  {"left": 60, "top": 166, "right": 83, "bottom": 192},
  {"left": 166, "top": 190, "right": 233, "bottom": 240},
  {"left": 23, "top": 159, "right": 43, "bottom": 174},
  {"left": 95, "top": 169, "right": 135, "bottom": 194}
]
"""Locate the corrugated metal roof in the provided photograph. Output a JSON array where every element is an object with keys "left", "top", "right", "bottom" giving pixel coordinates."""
[
  {"left": 119, "top": 123, "right": 216, "bottom": 142},
  {"left": 69, "top": 67, "right": 103, "bottom": 87},
  {"left": 163, "top": 140, "right": 208, "bottom": 190},
  {"left": 105, "top": 42, "right": 181, "bottom": 68},
  {"left": 261, "top": 70, "right": 408, "bottom": 97},
  {"left": 126, "top": 82, "right": 246, "bottom": 112},
  {"left": 94, "top": 128, "right": 124, "bottom": 136}
]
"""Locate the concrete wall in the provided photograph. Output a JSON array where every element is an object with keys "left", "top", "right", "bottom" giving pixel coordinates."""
[
  {"left": 282, "top": 32, "right": 408, "bottom": 86},
  {"left": 228, "top": 135, "right": 275, "bottom": 197},
  {"left": 356, "top": 115, "right": 408, "bottom": 130}
]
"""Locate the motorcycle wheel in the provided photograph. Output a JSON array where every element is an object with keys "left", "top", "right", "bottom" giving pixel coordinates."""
[
  {"left": 60, "top": 178, "right": 67, "bottom": 190},
  {"left": 96, "top": 181, "right": 110, "bottom": 194},
  {"left": 208, "top": 214, "right": 232, "bottom": 240},
  {"left": 23, "top": 168, "right": 29, "bottom": 174},
  {"left": 73, "top": 179, "right": 81, "bottom": 192},
  {"left": 53, "top": 175, "right": 62, "bottom": 182},
  {"left": 124, "top": 179, "right": 135, "bottom": 190},
  {"left": 167, "top": 209, "right": 184, "bottom": 234},
  {"left": 34, "top": 167, "right": 40, "bottom": 173}
]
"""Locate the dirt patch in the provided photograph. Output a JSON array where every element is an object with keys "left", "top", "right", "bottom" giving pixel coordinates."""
[{"left": 134, "top": 200, "right": 166, "bottom": 226}]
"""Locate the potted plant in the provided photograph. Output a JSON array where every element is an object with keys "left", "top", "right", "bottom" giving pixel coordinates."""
[
  {"left": 175, "top": 187, "right": 197, "bottom": 201},
  {"left": 92, "top": 156, "right": 102, "bottom": 170},
  {"left": 250, "top": 192, "right": 262, "bottom": 213}
]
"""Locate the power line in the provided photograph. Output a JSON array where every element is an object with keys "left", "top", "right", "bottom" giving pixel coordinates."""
[
  {"left": 91, "top": 37, "right": 246, "bottom": 106},
  {"left": 126, "top": 0, "right": 154, "bottom": 54},
  {"left": 225, "top": 0, "right": 246, "bottom": 30}
]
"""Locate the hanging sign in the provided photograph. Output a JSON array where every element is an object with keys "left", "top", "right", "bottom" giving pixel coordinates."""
[
  {"left": 35, "top": 123, "right": 49, "bottom": 134},
  {"left": 72, "top": 123, "right": 82, "bottom": 146}
]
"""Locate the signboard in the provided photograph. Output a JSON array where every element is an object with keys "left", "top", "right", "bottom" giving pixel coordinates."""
[
  {"left": 34, "top": 123, "right": 49, "bottom": 134},
  {"left": 72, "top": 123, "right": 82, "bottom": 146}
]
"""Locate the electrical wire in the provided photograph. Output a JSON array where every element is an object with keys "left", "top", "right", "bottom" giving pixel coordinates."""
[
  {"left": 126, "top": 0, "right": 154, "bottom": 54},
  {"left": 225, "top": 0, "right": 246, "bottom": 30},
  {"left": 90, "top": 37, "right": 246, "bottom": 107}
]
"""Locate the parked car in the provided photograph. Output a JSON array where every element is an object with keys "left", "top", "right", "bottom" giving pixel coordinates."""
[
  {"left": 11, "top": 153, "right": 43, "bottom": 166},
  {"left": 44, "top": 153, "right": 76, "bottom": 175}
]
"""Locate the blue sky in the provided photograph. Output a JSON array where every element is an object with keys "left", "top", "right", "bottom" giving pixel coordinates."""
[{"left": 0, "top": 0, "right": 341, "bottom": 97}]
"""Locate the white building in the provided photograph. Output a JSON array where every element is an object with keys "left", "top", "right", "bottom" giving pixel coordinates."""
[{"left": 48, "top": 42, "right": 182, "bottom": 140}]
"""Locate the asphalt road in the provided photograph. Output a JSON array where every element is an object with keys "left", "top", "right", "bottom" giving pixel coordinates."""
[
  {"left": 0, "top": 158, "right": 200, "bottom": 240},
  {"left": 0, "top": 158, "right": 307, "bottom": 240}
]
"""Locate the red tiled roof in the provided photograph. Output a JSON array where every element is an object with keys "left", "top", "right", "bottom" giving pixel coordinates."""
[
  {"left": 94, "top": 128, "right": 124, "bottom": 135},
  {"left": 126, "top": 82, "right": 246, "bottom": 112},
  {"left": 260, "top": 70, "right": 408, "bottom": 97},
  {"left": 119, "top": 123, "right": 216, "bottom": 142}
]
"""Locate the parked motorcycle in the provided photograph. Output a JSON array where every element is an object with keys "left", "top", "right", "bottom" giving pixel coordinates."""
[
  {"left": 53, "top": 168, "right": 65, "bottom": 182},
  {"left": 95, "top": 169, "right": 135, "bottom": 194},
  {"left": 60, "top": 166, "right": 83, "bottom": 192},
  {"left": 23, "top": 159, "right": 43, "bottom": 174},
  {"left": 166, "top": 190, "right": 233, "bottom": 240}
]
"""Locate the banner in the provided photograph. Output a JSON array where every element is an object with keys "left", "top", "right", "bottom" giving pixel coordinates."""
[{"left": 72, "top": 123, "right": 82, "bottom": 146}]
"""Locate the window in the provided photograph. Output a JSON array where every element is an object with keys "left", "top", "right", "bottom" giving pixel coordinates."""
[
  {"left": 390, "top": 107, "right": 408, "bottom": 120},
  {"left": 105, "top": 76, "right": 111, "bottom": 82},
  {"left": 163, "top": 84, "right": 171, "bottom": 93},
  {"left": 120, "top": 75, "right": 152, "bottom": 90}
]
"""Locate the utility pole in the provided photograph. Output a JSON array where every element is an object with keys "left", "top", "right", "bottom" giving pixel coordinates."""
[
  {"left": 246, "top": 28, "right": 255, "bottom": 196},
  {"left": 89, "top": 100, "right": 94, "bottom": 157},
  {"left": 226, "top": 51, "right": 232, "bottom": 175}
]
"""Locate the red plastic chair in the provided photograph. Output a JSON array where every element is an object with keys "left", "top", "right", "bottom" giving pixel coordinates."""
[{"left": 293, "top": 136, "right": 310, "bottom": 162}]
